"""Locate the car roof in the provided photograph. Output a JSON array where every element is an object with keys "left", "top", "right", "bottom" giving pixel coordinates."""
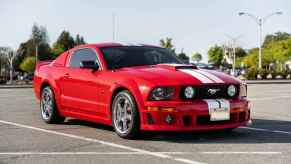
[{"left": 74, "top": 42, "right": 160, "bottom": 49}]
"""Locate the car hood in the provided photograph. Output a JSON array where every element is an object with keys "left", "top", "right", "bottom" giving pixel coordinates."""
[{"left": 116, "top": 64, "right": 241, "bottom": 85}]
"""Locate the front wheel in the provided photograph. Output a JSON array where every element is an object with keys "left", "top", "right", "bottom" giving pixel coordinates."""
[
  {"left": 40, "top": 86, "right": 65, "bottom": 124},
  {"left": 112, "top": 90, "right": 140, "bottom": 139}
]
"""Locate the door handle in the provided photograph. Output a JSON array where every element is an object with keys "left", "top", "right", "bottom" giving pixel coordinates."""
[{"left": 64, "top": 73, "right": 70, "bottom": 78}]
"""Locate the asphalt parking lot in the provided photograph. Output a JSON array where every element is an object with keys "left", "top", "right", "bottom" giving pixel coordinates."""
[{"left": 0, "top": 84, "right": 291, "bottom": 164}]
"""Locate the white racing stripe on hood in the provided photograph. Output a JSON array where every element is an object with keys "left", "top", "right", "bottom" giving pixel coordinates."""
[
  {"left": 179, "top": 69, "right": 214, "bottom": 83},
  {"left": 196, "top": 69, "right": 224, "bottom": 83}
]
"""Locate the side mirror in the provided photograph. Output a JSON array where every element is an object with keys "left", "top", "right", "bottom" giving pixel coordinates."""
[{"left": 80, "top": 61, "right": 99, "bottom": 71}]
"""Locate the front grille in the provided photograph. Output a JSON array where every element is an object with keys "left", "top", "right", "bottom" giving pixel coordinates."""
[
  {"left": 196, "top": 113, "right": 237, "bottom": 125},
  {"left": 180, "top": 84, "right": 239, "bottom": 99}
]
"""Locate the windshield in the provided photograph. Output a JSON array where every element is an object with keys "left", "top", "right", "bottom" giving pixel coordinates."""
[{"left": 100, "top": 46, "right": 182, "bottom": 69}]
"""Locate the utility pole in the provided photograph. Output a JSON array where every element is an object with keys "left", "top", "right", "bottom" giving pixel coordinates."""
[
  {"left": 35, "top": 44, "right": 38, "bottom": 62},
  {"left": 238, "top": 11, "right": 283, "bottom": 69},
  {"left": 225, "top": 34, "right": 242, "bottom": 75}
]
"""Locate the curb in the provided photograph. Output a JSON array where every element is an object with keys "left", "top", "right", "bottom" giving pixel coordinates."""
[{"left": 246, "top": 80, "right": 291, "bottom": 84}]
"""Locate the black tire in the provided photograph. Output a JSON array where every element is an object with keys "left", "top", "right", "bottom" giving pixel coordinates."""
[
  {"left": 223, "top": 128, "right": 236, "bottom": 132},
  {"left": 214, "top": 128, "right": 236, "bottom": 133},
  {"left": 40, "top": 86, "right": 65, "bottom": 124},
  {"left": 112, "top": 90, "right": 140, "bottom": 139}
]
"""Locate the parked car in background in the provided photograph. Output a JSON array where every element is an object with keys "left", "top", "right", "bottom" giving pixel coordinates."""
[{"left": 191, "top": 62, "right": 215, "bottom": 70}]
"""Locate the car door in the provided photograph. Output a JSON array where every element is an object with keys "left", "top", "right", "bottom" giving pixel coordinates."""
[{"left": 60, "top": 48, "right": 103, "bottom": 116}]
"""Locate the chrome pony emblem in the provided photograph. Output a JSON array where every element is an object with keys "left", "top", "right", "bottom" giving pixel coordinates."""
[{"left": 208, "top": 88, "right": 220, "bottom": 95}]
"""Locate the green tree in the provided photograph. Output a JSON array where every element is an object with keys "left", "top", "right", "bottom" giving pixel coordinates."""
[
  {"left": 243, "top": 36, "right": 291, "bottom": 69},
  {"left": 20, "top": 56, "right": 36, "bottom": 73},
  {"left": 243, "top": 48, "right": 274, "bottom": 69},
  {"left": 16, "top": 24, "right": 52, "bottom": 64},
  {"left": 191, "top": 52, "right": 202, "bottom": 63},
  {"left": 263, "top": 32, "right": 291, "bottom": 47},
  {"left": 235, "top": 47, "right": 247, "bottom": 58},
  {"left": 234, "top": 47, "right": 247, "bottom": 68},
  {"left": 177, "top": 50, "right": 189, "bottom": 64},
  {"left": 75, "top": 34, "right": 86, "bottom": 45},
  {"left": 160, "top": 37, "right": 175, "bottom": 53},
  {"left": 31, "top": 24, "right": 49, "bottom": 46},
  {"left": 51, "top": 43, "right": 65, "bottom": 58},
  {"left": 208, "top": 45, "right": 224, "bottom": 66},
  {"left": 31, "top": 24, "right": 52, "bottom": 60},
  {"left": 51, "top": 32, "right": 86, "bottom": 57},
  {"left": 55, "top": 31, "right": 75, "bottom": 51}
]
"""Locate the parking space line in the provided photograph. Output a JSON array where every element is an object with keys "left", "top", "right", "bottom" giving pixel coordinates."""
[
  {"left": 0, "top": 152, "right": 191, "bottom": 155},
  {"left": 0, "top": 120, "right": 205, "bottom": 164},
  {"left": 0, "top": 151, "right": 282, "bottom": 155},
  {"left": 240, "top": 127, "right": 291, "bottom": 135},
  {"left": 201, "top": 152, "right": 282, "bottom": 155}
]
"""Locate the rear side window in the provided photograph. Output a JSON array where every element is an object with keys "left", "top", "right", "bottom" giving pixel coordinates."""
[{"left": 69, "top": 49, "right": 98, "bottom": 68}]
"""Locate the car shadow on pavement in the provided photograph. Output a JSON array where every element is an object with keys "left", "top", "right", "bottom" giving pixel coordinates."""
[
  {"left": 139, "top": 119, "right": 291, "bottom": 143},
  {"left": 61, "top": 118, "right": 291, "bottom": 143},
  {"left": 63, "top": 118, "right": 114, "bottom": 132}
]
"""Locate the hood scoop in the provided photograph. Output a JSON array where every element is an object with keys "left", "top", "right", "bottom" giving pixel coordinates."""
[{"left": 156, "top": 64, "right": 197, "bottom": 71}]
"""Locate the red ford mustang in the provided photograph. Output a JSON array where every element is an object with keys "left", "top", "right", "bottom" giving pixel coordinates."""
[{"left": 34, "top": 43, "right": 251, "bottom": 138}]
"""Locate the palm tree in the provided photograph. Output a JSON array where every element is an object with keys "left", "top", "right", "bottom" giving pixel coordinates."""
[{"left": 160, "top": 38, "right": 175, "bottom": 53}]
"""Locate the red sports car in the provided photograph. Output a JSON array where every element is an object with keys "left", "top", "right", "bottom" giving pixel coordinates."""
[{"left": 34, "top": 43, "right": 251, "bottom": 138}]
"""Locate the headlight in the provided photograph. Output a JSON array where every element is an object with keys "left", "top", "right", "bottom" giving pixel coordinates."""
[
  {"left": 227, "top": 85, "right": 237, "bottom": 97},
  {"left": 149, "top": 87, "right": 175, "bottom": 100},
  {"left": 240, "top": 83, "right": 247, "bottom": 97},
  {"left": 184, "top": 86, "right": 195, "bottom": 99}
]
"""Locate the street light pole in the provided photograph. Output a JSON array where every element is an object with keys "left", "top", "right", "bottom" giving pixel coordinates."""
[
  {"left": 35, "top": 45, "right": 38, "bottom": 62},
  {"left": 112, "top": 13, "right": 116, "bottom": 41},
  {"left": 258, "top": 18, "right": 262, "bottom": 69},
  {"left": 238, "top": 11, "right": 282, "bottom": 69}
]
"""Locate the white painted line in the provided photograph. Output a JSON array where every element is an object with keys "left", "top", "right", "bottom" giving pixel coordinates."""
[
  {"left": 175, "top": 158, "right": 205, "bottom": 164},
  {"left": 0, "top": 152, "right": 191, "bottom": 155},
  {"left": 0, "top": 120, "right": 205, "bottom": 164},
  {"left": 240, "top": 127, "right": 291, "bottom": 135},
  {"left": 240, "top": 127, "right": 270, "bottom": 132},
  {"left": 272, "top": 130, "right": 291, "bottom": 134},
  {"left": 201, "top": 152, "right": 281, "bottom": 155}
]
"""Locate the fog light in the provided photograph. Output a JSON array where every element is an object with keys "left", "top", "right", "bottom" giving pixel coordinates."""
[{"left": 165, "top": 114, "right": 174, "bottom": 124}]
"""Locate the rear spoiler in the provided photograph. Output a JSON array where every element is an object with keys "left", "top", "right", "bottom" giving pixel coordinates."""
[{"left": 35, "top": 60, "right": 53, "bottom": 72}]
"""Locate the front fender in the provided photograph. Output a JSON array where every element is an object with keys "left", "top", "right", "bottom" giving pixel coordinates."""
[{"left": 108, "top": 79, "right": 146, "bottom": 121}]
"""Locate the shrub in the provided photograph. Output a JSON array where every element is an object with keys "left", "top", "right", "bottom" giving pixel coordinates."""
[
  {"left": 258, "top": 69, "right": 268, "bottom": 79},
  {"left": 20, "top": 56, "right": 36, "bottom": 73},
  {"left": 282, "top": 70, "right": 291, "bottom": 79},
  {"left": 244, "top": 68, "right": 258, "bottom": 80}
]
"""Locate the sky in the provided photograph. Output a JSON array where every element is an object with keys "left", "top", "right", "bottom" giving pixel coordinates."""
[{"left": 0, "top": 0, "right": 290, "bottom": 62}]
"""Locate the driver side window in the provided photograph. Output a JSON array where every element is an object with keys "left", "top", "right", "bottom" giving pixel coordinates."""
[{"left": 69, "top": 49, "right": 98, "bottom": 68}]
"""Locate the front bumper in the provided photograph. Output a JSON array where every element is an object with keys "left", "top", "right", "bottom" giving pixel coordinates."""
[{"left": 140, "top": 99, "right": 250, "bottom": 131}]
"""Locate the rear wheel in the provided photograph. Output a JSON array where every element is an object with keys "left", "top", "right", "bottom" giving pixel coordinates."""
[
  {"left": 112, "top": 90, "right": 140, "bottom": 139},
  {"left": 40, "top": 86, "right": 65, "bottom": 124}
]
